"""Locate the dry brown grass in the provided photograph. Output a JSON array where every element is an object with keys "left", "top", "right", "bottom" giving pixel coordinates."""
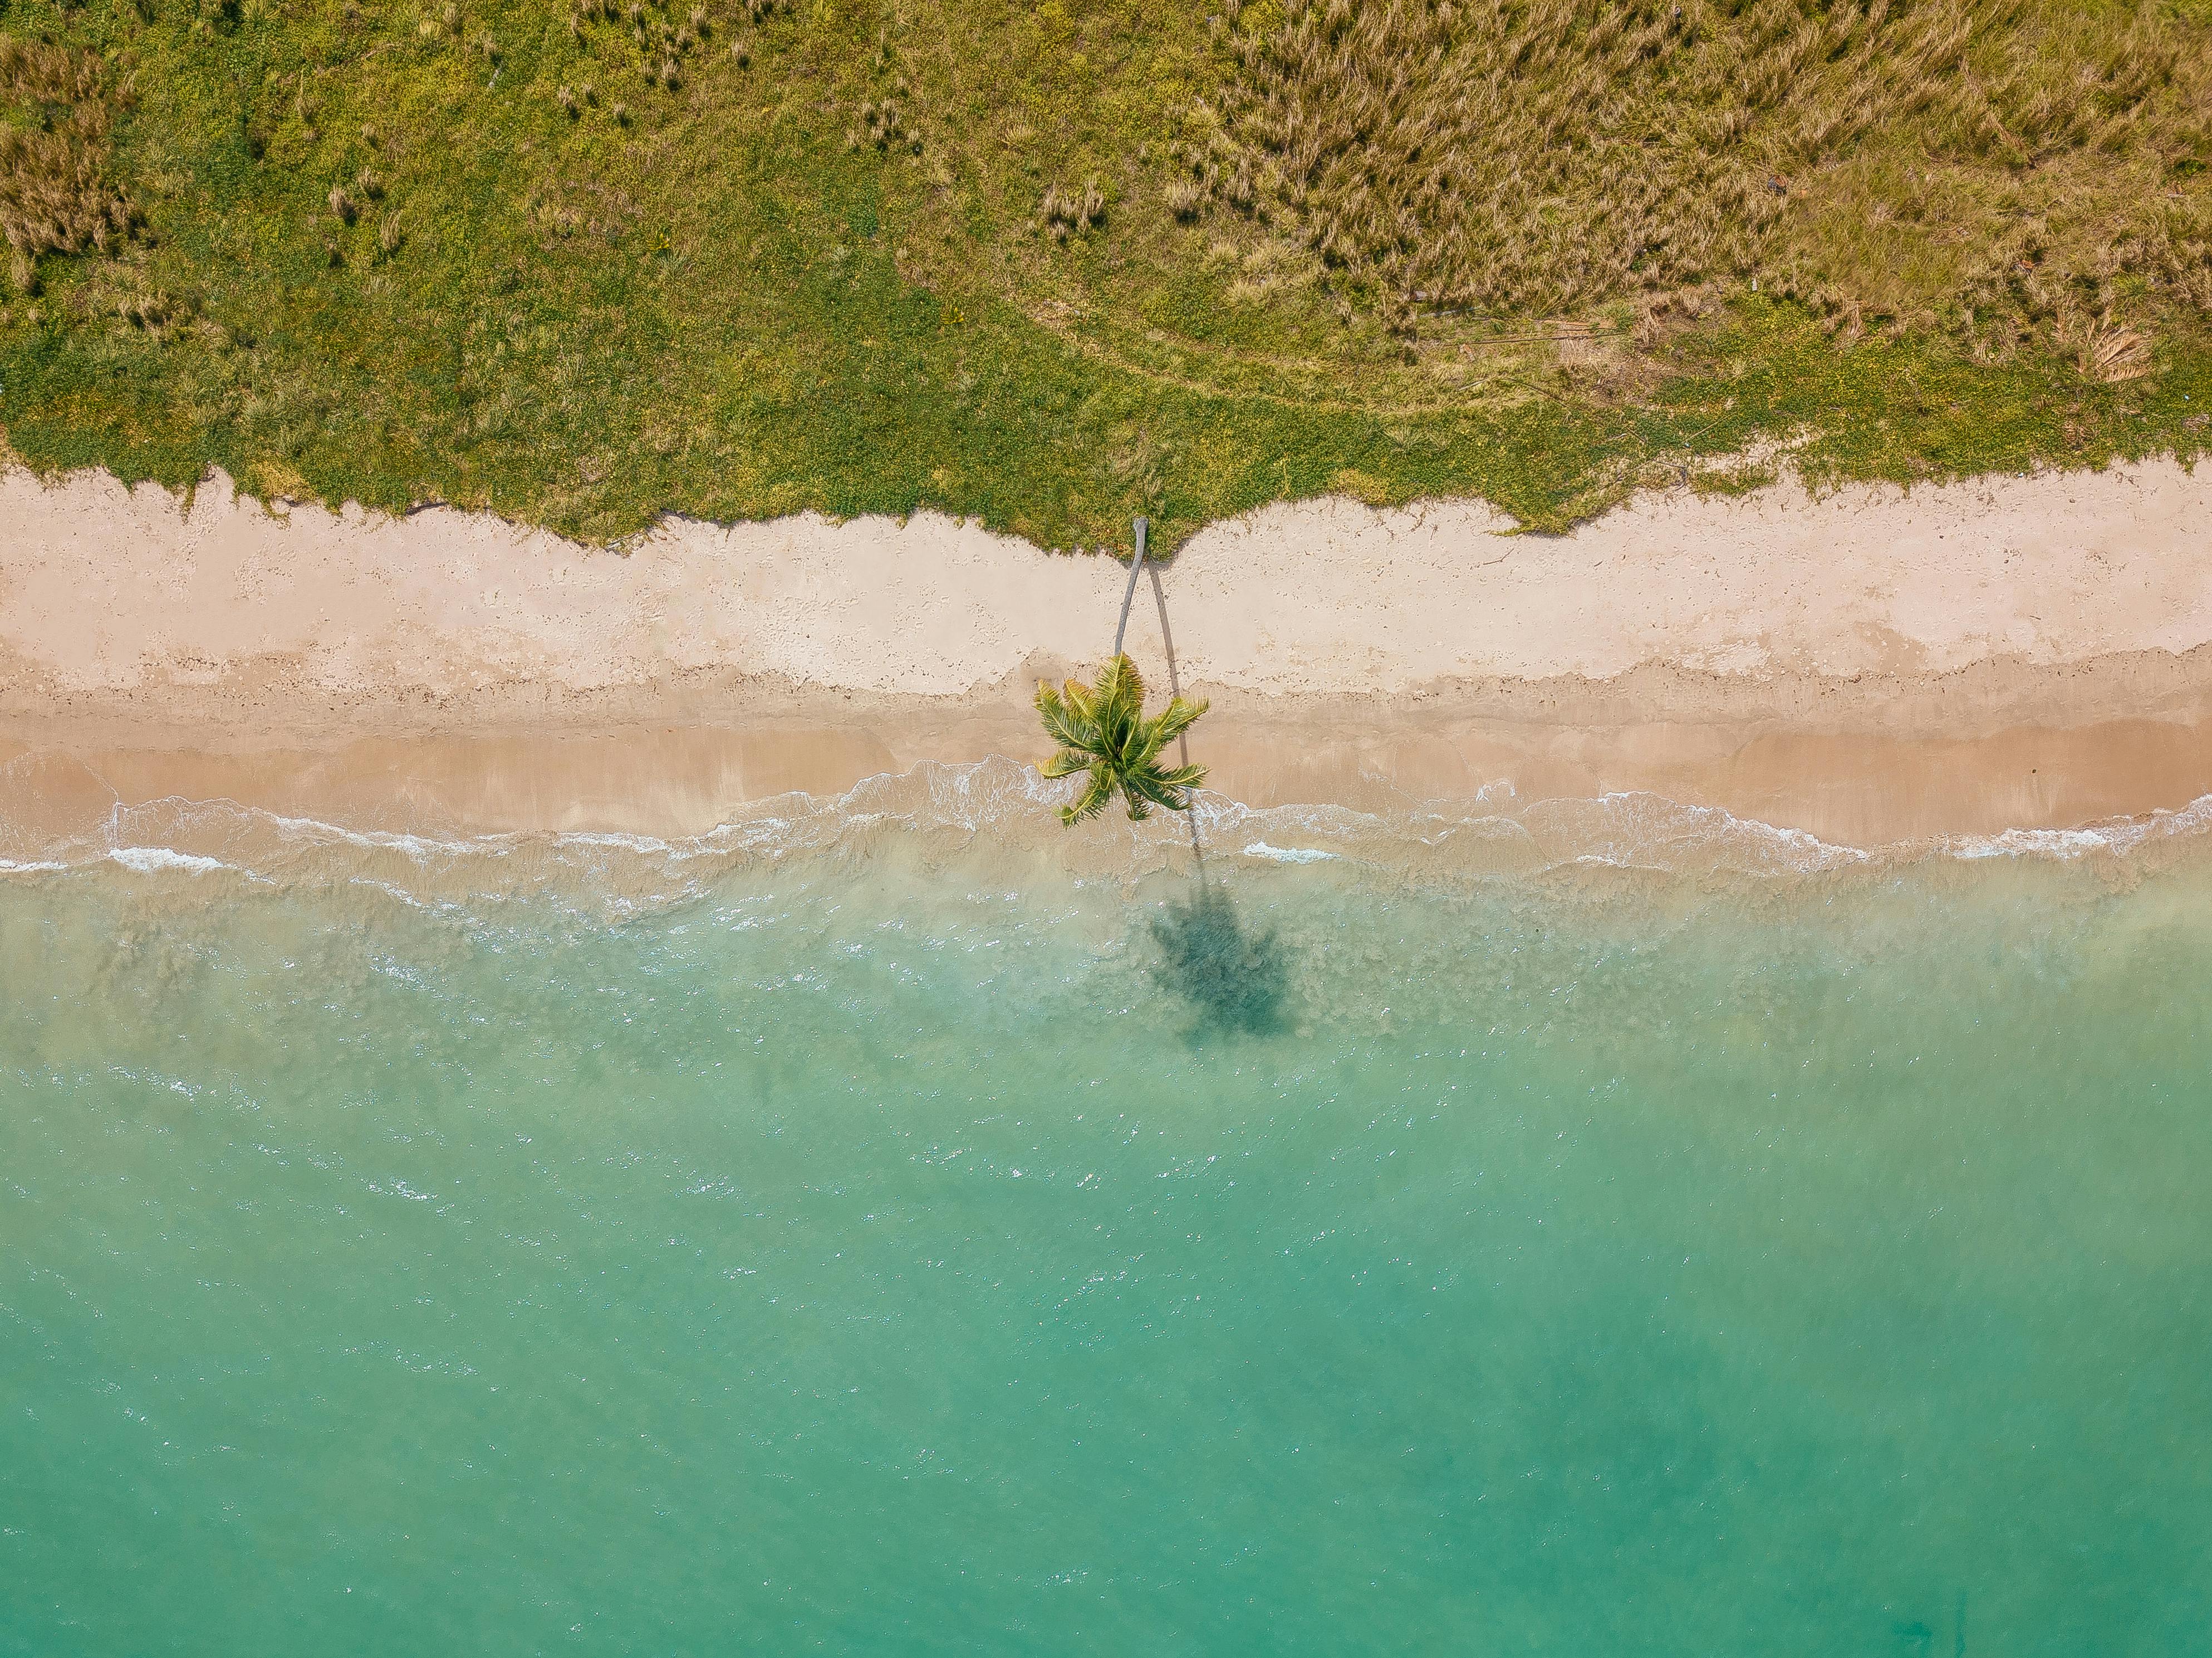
[
  {"left": 1040, "top": 177, "right": 1106, "bottom": 241},
  {"left": 1193, "top": 0, "right": 2212, "bottom": 352},
  {"left": 562, "top": 0, "right": 725, "bottom": 100},
  {"left": 0, "top": 37, "right": 133, "bottom": 289}
]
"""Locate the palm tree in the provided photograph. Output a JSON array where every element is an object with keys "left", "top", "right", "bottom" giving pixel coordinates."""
[{"left": 1034, "top": 654, "right": 1208, "bottom": 825}]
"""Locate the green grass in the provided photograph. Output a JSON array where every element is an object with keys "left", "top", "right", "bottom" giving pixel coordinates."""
[{"left": 1, "top": 0, "right": 2208, "bottom": 550}]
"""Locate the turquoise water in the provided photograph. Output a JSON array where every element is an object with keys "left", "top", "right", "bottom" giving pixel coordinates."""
[{"left": 4, "top": 773, "right": 2212, "bottom": 1655}]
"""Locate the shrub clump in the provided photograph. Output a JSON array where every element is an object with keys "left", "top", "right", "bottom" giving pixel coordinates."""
[
  {"left": 1039, "top": 176, "right": 1105, "bottom": 241},
  {"left": 0, "top": 38, "right": 136, "bottom": 290}
]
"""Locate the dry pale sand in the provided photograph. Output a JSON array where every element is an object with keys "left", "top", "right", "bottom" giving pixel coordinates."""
[{"left": 5, "top": 458, "right": 2212, "bottom": 849}]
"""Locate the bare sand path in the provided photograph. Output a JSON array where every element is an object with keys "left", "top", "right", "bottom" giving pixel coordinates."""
[{"left": 4, "top": 459, "right": 2211, "bottom": 848}]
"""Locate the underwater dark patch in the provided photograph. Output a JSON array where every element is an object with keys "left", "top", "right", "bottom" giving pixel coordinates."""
[{"left": 1149, "top": 880, "right": 1291, "bottom": 1035}]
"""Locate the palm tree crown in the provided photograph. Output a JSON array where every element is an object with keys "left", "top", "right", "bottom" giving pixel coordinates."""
[{"left": 1035, "top": 654, "right": 1209, "bottom": 825}]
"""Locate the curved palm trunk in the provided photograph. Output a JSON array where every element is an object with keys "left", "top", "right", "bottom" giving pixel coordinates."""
[
  {"left": 1112, "top": 515, "right": 1149, "bottom": 659},
  {"left": 1117, "top": 515, "right": 1204, "bottom": 866}
]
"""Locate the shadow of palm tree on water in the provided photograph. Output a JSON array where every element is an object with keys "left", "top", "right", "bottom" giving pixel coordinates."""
[
  {"left": 1047, "top": 517, "right": 1294, "bottom": 1034},
  {"left": 1134, "top": 543, "right": 1293, "bottom": 1035},
  {"left": 1150, "top": 879, "right": 1292, "bottom": 1036}
]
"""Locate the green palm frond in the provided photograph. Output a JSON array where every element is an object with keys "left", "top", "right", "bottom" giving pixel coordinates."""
[
  {"left": 1132, "top": 695, "right": 1208, "bottom": 770},
  {"left": 1034, "top": 654, "right": 1210, "bottom": 827},
  {"left": 1034, "top": 682, "right": 1090, "bottom": 753},
  {"left": 1093, "top": 653, "right": 1146, "bottom": 717},
  {"left": 1150, "top": 695, "right": 1208, "bottom": 747},
  {"left": 1062, "top": 766, "right": 1119, "bottom": 826},
  {"left": 1119, "top": 774, "right": 1173, "bottom": 816},
  {"left": 1122, "top": 761, "right": 1205, "bottom": 815}
]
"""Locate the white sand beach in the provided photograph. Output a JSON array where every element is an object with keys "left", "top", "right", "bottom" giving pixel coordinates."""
[{"left": 6, "top": 458, "right": 2212, "bottom": 847}]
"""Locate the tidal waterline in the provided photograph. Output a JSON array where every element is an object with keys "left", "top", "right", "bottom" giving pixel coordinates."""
[{"left": 4, "top": 812, "right": 2210, "bottom": 1655}]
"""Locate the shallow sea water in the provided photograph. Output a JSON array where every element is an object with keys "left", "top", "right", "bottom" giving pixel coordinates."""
[{"left": 4, "top": 767, "right": 2211, "bottom": 1655}]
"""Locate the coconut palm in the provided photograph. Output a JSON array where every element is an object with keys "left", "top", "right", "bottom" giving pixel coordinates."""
[{"left": 1035, "top": 654, "right": 1208, "bottom": 825}]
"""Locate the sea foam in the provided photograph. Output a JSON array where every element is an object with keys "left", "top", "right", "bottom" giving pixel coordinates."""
[{"left": 2, "top": 758, "right": 2208, "bottom": 911}]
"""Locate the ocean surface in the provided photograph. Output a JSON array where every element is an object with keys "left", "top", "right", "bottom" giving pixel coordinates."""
[{"left": 4, "top": 763, "right": 2210, "bottom": 1656}]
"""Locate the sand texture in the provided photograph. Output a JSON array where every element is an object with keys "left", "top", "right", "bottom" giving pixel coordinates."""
[{"left": 5, "top": 459, "right": 2212, "bottom": 848}]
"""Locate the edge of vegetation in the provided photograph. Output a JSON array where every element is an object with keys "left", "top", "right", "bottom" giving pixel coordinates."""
[{"left": 2, "top": 0, "right": 2209, "bottom": 551}]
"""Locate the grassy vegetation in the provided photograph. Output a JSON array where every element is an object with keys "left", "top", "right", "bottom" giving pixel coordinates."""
[
  {"left": 1207, "top": 0, "right": 2212, "bottom": 339},
  {"left": 1, "top": 0, "right": 2209, "bottom": 549}
]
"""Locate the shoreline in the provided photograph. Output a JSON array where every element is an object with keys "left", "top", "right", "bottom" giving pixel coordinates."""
[
  {"left": 9, "top": 674, "right": 2212, "bottom": 852},
  {"left": 7, "top": 460, "right": 2212, "bottom": 852}
]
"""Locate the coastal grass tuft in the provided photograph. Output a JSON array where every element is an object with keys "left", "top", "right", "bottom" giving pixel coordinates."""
[
  {"left": 0, "top": 0, "right": 2208, "bottom": 549},
  {"left": 0, "top": 36, "right": 136, "bottom": 286}
]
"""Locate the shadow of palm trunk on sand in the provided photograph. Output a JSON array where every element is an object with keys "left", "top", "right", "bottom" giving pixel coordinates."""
[{"left": 1146, "top": 560, "right": 1207, "bottom": 872}]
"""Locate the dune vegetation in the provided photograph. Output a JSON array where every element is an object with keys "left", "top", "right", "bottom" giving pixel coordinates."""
[{"left": 2, "top": 0, "right": 2210, "bottom": 546}]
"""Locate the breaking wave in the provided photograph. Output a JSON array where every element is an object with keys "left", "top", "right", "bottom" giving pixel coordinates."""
[{"left": 4, "top": 756, "right": 2210, "bottom": 911}]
